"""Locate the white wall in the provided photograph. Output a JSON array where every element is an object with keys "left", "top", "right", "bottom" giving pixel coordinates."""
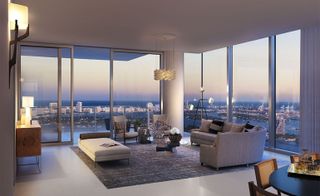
[
  {"left": 163, "top": 50, "right": 184, "bottom": 133},
  {"left": 0, "top": 1, "right": 14, "bottom": 196},
  {"left": 300, "top": 25, "right": 320, "bottom": 152}
]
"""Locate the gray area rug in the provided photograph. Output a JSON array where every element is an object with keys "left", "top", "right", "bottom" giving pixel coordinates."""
[{"left": 71, "top": 144, "right": 254, "bottom": 189}]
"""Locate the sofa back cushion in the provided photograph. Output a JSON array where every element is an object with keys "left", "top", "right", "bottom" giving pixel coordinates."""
[
  {"left": 230, "top": 123, "right": 245, "bottom": 132},
  {"left": 199, "top": 119, "right": 212, "bottom": 132},
  {"left": 222, "top": 121, "right": 233, "bottom": 132}
]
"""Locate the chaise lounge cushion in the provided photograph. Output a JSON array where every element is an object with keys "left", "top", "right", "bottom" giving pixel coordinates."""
[{"left": 79, "top": 138, "right": 130, "bottom": 162}]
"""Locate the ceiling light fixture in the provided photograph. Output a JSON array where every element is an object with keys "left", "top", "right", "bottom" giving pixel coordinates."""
[{"left": 154, "top": 34, "right": 176, "bottom": 81}]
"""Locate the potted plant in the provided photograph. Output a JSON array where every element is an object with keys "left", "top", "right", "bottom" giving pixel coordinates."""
[
  {"left": 169, "top": 127, "right": 182, "bottom": 146},
  {"left": 133, "top": 119, "right": 143, "bottom": 132}
]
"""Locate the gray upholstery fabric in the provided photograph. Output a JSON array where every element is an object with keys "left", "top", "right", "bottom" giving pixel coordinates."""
[
  {"left": 191, "top": 131, "right": 217, "bottom": 145},
  {"left": 200, "top": 130, "right": 266, "bottom": 169}
]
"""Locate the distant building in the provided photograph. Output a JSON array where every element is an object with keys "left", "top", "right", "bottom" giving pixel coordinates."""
[
  {"left": 76, "top": 102, "right": 82, "bottom": 113},
  {"left": 49, "top": 102, "right": 58, "bottom": 113}
]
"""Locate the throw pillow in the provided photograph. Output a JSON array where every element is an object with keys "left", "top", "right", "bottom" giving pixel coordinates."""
[
  {"left": 230, "top": 123, "right": 245, "bottom": 132},
  {"left": 209, "top": 123, "right": 223, "bottom": 134},
  {"left": 212, "top": 119, "right": 224, "bottom": 126},
  {"left": 199, "top": 119, "right": 212, "bottom": 132},
  {"left": 244, "top": 122, "right": 255, "bottom": 129},
  {"left": 222, "top": 121, "right": 233, "bottom": 132},
  {"left": 243, "top": 126, "right": 260, "bottom": 132}
]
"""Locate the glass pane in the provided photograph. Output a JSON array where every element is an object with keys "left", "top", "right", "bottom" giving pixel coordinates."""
[
  {"left": 184, "top": 53, "right": 201, "bottom": 131},
  {"left": 113, "top": 52, "right": 160, "bottom": 126},
  {"left": 203, "top": 48, "right": 227, "bottom": 121},
  {"left": 74, "top": 47, "right": 110, "bottom": 141},
  {"left": 21, "top": 46, "right": 59, "bottom": 142},
  {"left": 276, "top": 30, "right": 300, "bottom": 152},
  {"left": 61, "top": 48, "right": 72, "bottom": 142},
  {"left": 233, "top": 38, "right": 269, "bottom": 141}
]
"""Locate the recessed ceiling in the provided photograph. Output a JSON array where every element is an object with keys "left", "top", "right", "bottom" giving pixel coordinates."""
[{"left": 15, "top": 0, "right": 320, "bottom": 52}]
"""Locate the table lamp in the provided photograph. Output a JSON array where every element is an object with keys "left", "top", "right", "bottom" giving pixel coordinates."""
[{"left": 22, "top": 96, "right": 34, "bottom": 125}]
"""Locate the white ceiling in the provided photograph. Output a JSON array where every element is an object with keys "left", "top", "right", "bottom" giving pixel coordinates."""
[{"left": 15, "top": 0, "right": 320, "bottom": 52}]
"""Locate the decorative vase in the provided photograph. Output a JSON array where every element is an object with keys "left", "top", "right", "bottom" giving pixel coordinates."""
[{"left": 169, "top": 134, "right": 182, "bottom": 146}]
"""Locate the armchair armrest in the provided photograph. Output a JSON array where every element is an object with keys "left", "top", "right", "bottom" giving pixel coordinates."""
[
  {"left": 200, "top": 144, "right": 217, "bottom": 166},
  {"left": 190, "top": 128, "right": 200, "bottom": 132}
]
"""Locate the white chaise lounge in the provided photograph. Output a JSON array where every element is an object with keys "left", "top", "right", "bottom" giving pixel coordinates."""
[{"left": 78, "top": 133, "right": 130, "bottom": 163}]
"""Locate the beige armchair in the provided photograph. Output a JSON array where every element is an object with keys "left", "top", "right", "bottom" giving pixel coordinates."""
[{"left": 113, "top": 115, "right": 138, "bottom": 144}]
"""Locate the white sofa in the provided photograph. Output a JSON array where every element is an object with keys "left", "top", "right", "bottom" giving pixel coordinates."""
[
  {"left": 79, "top": 137, "right": 130, "bottom": 163},
  {"left": 200, "top": 130, "right": 266, "bottom": 170}
]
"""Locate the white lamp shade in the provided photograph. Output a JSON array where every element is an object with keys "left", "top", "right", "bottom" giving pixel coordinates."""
[
  {"left": 9, "top": 3, "right": 29, "bottom": 30},
  {"left": 22, "top": 96, "right": 34, "bottom": 107}
]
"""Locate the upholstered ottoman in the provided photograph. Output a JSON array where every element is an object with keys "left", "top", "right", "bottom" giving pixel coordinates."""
[{"left": 79, "top": 137, "right": 130, "bottom": 163}]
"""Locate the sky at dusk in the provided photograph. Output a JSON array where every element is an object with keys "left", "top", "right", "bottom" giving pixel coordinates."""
[
  {"left": 185, "top": 30, "right": 300, "bottom": 103},
  {"left": 21, "top": 30, "right": 300, "bottom": 104},
  {"left": 21, "top": 53, "right": 160, "bottom": 102}
]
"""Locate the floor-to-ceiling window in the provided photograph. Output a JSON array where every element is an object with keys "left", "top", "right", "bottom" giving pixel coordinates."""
[
  {"left": 184, "top": 53, "right": 201, "bottom": 130},
  {"left": 73, "top": 47, "right": 110, "bottom": 140},
  {"left": 203, "top": 48, "right": 227, "bottom": 121},
  {"left": 20, "top": 46, "right": 72, "bottom": 143},
  {"left": 20, "top": 45, "right": 161, "bottom": 143},
  {"left": 233, "top": 38, "right": 269, "bottom": 135},
  {"left": 276, "top": 30, "right": 301, "bottom": 152},
  {"left": 113, "top": 51, "right": 160, "bottom": 125}
]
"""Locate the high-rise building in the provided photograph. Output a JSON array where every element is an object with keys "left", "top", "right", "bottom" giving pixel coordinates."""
[
  {"left": 76, "top": 101, "right": 83, "bottom": 113},
  {"left": 49, "top": 102, "right": 58, "bottom": 113}
]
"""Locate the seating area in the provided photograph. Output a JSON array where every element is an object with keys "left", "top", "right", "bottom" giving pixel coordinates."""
[{"left": 1, "top": 1, "right": 320, "bottom": 196}]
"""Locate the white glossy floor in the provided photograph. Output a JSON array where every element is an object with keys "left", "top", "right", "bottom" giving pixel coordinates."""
[{"left": 14, "top": 145, "right": 290, "bottom": 196}]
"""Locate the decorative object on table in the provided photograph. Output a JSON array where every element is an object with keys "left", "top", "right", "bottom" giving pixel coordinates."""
[
  {"left": 168, "top": 127, "right": 182, "bottom": 147},
  {"left": 8, "top": 3, "right": 30, "bottom": 88},
  {"left": 288, "top": 149, "right": 320, "bottom": 177},
  {"left": 138, "top": 126, "right": 151, "bottom": 144},
  {"left": 21, "top": 96, "right": 34, "bottom": 126}
]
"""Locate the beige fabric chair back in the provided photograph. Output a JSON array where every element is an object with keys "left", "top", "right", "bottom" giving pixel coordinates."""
[
  {"left": 153, "top": 114, "right": 167, "bottom": 124},
  {"left": 254, "top": 159, "right": 278, "bottom": 189},
  {"left": 113, "top": 115, "right": 127, "bottom": 134}
]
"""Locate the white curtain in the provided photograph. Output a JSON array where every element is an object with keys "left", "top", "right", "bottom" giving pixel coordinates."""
[{"left": 300, "top": 25, "right": 320, "bottom": 152}]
